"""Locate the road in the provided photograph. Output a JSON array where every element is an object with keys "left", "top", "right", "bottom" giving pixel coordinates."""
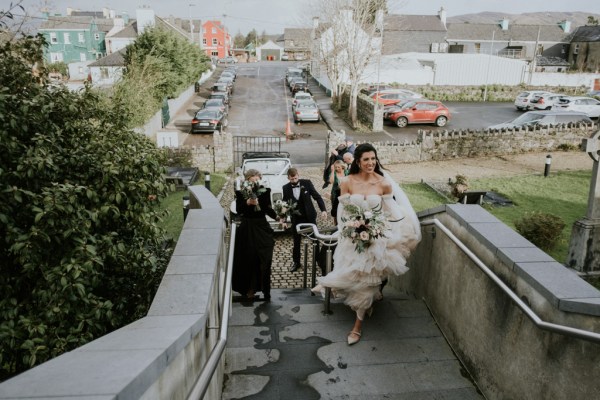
[{"left": 178, "top": 61, "right": 525, "bottom": 165}]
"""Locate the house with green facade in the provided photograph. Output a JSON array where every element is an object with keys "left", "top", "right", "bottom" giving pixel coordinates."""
[{"left": 38, "top": 10, "right": 119, "bottom": 64}]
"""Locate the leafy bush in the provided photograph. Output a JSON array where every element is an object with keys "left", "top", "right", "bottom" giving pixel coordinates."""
[
  {"left": 0, "top": 35, "right": 171, "bottom": 378},
  {"left": 514, "top": 212, "right": 565, "bottom": 251}
]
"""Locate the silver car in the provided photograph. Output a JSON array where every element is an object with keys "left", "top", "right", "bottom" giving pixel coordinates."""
[
  {"left": 514, "top": 91, "right": 553, "bottom": 111},
  {"left": 293, "top": 100, "right": 320, "bottom": 123}
]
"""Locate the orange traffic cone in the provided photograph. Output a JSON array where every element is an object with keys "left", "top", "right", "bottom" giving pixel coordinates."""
[{"left": 285, "top": 119, "right": 293, "bottom": 140}]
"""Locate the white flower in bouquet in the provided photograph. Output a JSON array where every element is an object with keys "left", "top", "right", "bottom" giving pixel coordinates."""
[{"left": 340, "top": 203, "right": 389, "bottom": 253}]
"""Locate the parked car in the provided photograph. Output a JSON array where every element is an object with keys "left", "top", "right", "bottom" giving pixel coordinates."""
[
  {"left": 588, "top": 90, "right": 600, "bottom": 99},
  {"left": 209, "top": 91, "right": 230, "bottom": 107},
  {"left": 202, "top": 98, "right": 229, "bottom": 115},
  {"left": 362, "top": 84, "right": 395, "bottom": 96},
  {"left": 293, "top": 100, "right": 320, "bottom": 123},
  {"left": 288, "top": 76, "right": 305, "bottom": 90},
  {"left": 371, "top": 89, "right": 423, "bottom": 105},
  {"left": 218, "top": 56, "right": 237, "bottom": 64},
  {"left": 488, "top": 110, "right": 592, "bottom": 130},
  {"left": 281, "top": 54, "right": 289, "bottom": 61},
  {"left": 386, "top": 99, "right": 450, "bottom": 128},
  {"left": 230, "top": 152, "right": 292, "bottom": 232},
  {"left": 514, "top": 91, "right": 553, "bottom": 111},
  {"left": 291, "top": 81, "right": 310, "bottom": 94},
  {"left": 286, "top": 68, "right": 303, "bottom": 85},
  {"left": 220, "top": 70, "right": 236, "bottom": 81},
  {"left": 551, "top": 96, "right": 600, "bottom": 118},
  {"left": 217, "top": 77, "right": 234, "bottom": 94},
  {"left": 527, "top": 93, "right": 568, "bottom": 111},
  {"left": 291, "top": 91, "right": 313, "bottom": 110},
  {"left": 211, "top": 82, "right": 230, "bottom": 95},
  {"left": 191, "top": 109, "right": 228, "bottom": 133},
  {"left": 383, "top": 99, "right": 413, "bottom": 120}
]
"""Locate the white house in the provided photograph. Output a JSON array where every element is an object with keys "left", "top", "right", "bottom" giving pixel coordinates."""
[
  {"left": 256, "top": 40, "right": 283, "bottom": 61},
  {"left": 88, "top": 48, "right": 126, "bottom": 86}
]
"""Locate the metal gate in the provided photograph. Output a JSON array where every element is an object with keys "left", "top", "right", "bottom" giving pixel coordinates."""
[{"left": 233, "top": 136, "right": 283, "bottom": 166}]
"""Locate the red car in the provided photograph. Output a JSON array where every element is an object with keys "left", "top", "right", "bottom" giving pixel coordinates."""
[{"left": 386, "top": 99, "right": 451, "bottom": 128}]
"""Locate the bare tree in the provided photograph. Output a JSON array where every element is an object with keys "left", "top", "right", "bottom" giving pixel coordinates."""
[{"left": 312, "top": 0, "right": 386, "bottom": 127}]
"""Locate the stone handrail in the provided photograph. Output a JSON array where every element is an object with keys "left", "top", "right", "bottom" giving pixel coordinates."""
[{"left": 0, "top": 185, "right": 227, "bottom": 400}]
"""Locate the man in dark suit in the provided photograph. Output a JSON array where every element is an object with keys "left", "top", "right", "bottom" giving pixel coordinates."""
[{"left": 282, "top": 167, "right": 328, "bottom": 272}]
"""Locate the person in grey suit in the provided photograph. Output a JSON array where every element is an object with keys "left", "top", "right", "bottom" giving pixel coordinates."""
[{"left": 282, "top": 167, "right": 328, "bottom": 272}]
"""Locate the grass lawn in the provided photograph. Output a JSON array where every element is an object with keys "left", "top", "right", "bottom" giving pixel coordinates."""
[
  {"left": 402, "top": 170, "right": 591, "bottom": 264},
  {"left": 160, "top": 172, "right": 228, "bottom": 241}
]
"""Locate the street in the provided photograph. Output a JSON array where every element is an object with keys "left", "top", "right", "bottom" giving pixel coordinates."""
[{"left": 178, "top": 61, "right": 525, "bottom": 165}]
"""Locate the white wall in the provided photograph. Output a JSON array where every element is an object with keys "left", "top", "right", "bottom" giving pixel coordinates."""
[
  {"left": 90, "top": 66, "right": 124, "bottom": 86},
  {"left": 529, "top": 72, "right": 600, "bottom": 89}
]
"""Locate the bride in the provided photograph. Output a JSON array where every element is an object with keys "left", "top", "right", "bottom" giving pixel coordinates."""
[{"left": 312, "top": 143, "right": 421, "bottom": 345}]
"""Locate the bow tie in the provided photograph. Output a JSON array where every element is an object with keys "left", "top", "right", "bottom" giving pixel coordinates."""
[{"left": 291, "top": 184, "right": 300, "bottom": 188}]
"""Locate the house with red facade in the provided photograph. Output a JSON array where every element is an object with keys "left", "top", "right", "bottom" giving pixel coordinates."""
[{"left": 202, "top": 20, "right": 231, "bottom": 59}]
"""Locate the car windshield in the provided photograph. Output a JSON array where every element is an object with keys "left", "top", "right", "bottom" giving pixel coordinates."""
[
  {"left": 400, "top": 100, "right": 417, "bottom": 109},
  {"left": 244, "top": 160, "right": 290, "bottom": 175},
  {"left": 196, "top": 110, "right": 220, "bottom": 119},
  {"left": 510, "top": 113, "right": 544, "bottom": 125},
  {"left": 295, "top": 94, "right": 311, "bottom": 100},
  {"left": 205, "top": 100, "right": 222, "bottom": 107},
  {"left": 298, "top": 102, "right": 317, "bottom": 110}
]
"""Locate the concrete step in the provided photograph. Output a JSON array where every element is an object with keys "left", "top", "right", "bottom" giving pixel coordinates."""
[{"left": 222, "top": 287, "right": 483, "bottom": 399}]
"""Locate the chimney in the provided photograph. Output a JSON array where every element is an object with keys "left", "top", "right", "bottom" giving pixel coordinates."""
[
  {"left": 559, "top": 20, "right": 571, "bottom": 33},
  {"left": 136, "top": 8, "right": 156, "bottom": 35},
  {"left": 312, "top": 17, "right": 319, "bottom": 40},
  {"left": 500, "top": 18, "right": 509, "bottom": 30},
  {"left": 438, "top": 7, "right": 447, "bottom": 28},
  {"left": 66, "top": 7, "right": 74, "bottom": 16}
]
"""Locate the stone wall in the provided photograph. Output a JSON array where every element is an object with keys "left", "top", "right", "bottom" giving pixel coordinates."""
[
  {"left": 175, "top": 131, "right": 234, "bottom": 173},
  {"left": 342, "top": 123, "right": 597, "bottom": 164},
  {"left": 337, "top": 91, "right": 384, "bottom": 131}
]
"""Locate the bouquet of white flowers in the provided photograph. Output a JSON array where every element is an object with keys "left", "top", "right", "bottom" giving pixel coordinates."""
[
  {"left": 273, "top": 199, "right": 300, "bottom": 227},
  {"left": 240, "top": 180, "right": 267, "bottom": 211},
  {"left": 340, "top": 202, "right": 388, "bottom": 253}
]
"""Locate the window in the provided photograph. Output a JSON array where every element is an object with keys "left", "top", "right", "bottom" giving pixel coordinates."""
[
  {"left": 211, "top": 51, "right": 219, "bottom": 56},
  {"left": 50, "top": 32, "right": 58, "bottom": 44},
  {"left": 212, "top": 38, "right": 218, "bottom": 45},
  {"left": 474, "top": 43, "right": 481, "bottom": 53},
  {"left": 78, "top": 32, "right": 85, "bottom": 43},
  {"left": 100, "top": 67, "right": 109, "bottom": 80},
  {"left": 80, "top": 53, "right": 86, "bottom": 62},
  {"left": 50, "top": 52, "right": 63, "bottom": 62},
  {"left": 203, "top": 38, "right": 207, "bottom": 45},
  {"left": 94, "top": 33, "right": 100, "bottom": 40},
  {"left": 63, "top": 33, "right": 70, "bottom": 44}
]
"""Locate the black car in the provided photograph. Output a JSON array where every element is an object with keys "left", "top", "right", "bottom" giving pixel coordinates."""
[
  {"left": 209, "top": 91, "right": 230, "bottom": 107},
  {"left": 291, "top": 81, "right": 310, "bottom": 94},
  {"left": 202, "top": 98, "right": 229, "bottom": 115},
  {"left": 191, "top": 109, "right": 228, "bottom": 133}
]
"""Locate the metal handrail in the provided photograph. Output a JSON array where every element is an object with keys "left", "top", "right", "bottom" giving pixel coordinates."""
[
  {"left": 421, "top": 218, "right": 600, "bottom": 343},
  {"left": 297, "top": 223, "right": 339, "bottom": 313},
  {"left": 187, "top": 222, "right": 237, "bottom": 399}
]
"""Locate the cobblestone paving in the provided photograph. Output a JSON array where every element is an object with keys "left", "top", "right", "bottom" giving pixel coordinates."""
[{"left": 219, "top": 167, "right": 333, "bottom": 290}]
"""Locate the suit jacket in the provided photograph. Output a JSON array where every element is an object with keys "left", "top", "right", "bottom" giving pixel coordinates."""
[{"left": 282, "top": 179, "right": 326, "bottom": 224}]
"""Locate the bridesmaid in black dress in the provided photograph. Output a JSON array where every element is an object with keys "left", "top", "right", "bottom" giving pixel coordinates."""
[{"left": 232, "top": 169, "right": 277, "bottom": 301}]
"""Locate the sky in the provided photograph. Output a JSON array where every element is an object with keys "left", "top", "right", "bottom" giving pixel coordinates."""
[{"left": 9, "top": 0, "right": 600, "bottom": 35}]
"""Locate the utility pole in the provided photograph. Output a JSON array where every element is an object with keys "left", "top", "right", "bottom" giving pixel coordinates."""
[
  {"left": 188, "top": 3, "right": 195, "bottom": 45},
  {"left": 529, "top": 26, "right": 541, "bottom": 85},
  {"left": 483, "top": 30, "right": 495, "bottom": 102}
]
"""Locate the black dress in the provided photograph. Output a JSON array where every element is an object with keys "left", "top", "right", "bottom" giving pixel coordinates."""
[{"left": 232, "top": 187, "right": 277, "bottom": 299}]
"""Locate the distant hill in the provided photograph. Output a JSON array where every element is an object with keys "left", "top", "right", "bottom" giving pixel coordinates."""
[{"left": 447, "top": 11, "right": 600, "bottom": 28}]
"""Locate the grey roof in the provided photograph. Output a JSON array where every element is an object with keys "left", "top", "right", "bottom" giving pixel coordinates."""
[
  {"left": 446, "top": 23, "right": 572, "bottom": 42},
  {"left": 536, "top": 55, "right": 569, "bottom": 66},
  {"left": 69, "top": 11, "right": 104, "bottom": 18},
  {"left": 109, "top": 21, "right": 137, "bottom": 38},
  {"left": 571, "top": 25, "right": 600, "bottom": 42},
  {"left": 384, "top": 15, "right": 446, "bottom": 32},
  {"left": 284, "top": 28, "right": 312, "bottom": 41},
  {"left": 88, "top": 47, "right": 126, "bottom": 67},
  {"left": 39, "top": 16, "right": 114, "bottom": 32}
]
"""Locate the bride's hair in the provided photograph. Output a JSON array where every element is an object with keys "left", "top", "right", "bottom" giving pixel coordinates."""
[{"left": 349, "top": 143, "right": 385, "bottom": 176}]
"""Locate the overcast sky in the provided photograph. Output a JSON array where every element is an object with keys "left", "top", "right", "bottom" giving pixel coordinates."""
[{"left": 11, "top": 0, "right": 600, "bottom": 35}]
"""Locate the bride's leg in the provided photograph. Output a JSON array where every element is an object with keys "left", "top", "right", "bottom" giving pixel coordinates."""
[{"left": 348, "top": 311, "right": 364, "bottom": 345}]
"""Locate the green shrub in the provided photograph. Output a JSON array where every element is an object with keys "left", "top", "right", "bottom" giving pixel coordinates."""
[{"left": 514, "top": 212, "right": 565, "bottom": 251}]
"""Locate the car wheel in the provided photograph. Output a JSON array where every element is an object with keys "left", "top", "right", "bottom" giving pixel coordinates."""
[
  {"left": 516, "top": 107, "right": 524, "bottom": 111},
  {"left": 435, "top": 116, "right": 448, "bottom": 127},
  {"left": 395, "top": 116, "right": 408, "bottom": 128},
  {"left": 545, "top": 106, "right": 551, "bottom": 110}
]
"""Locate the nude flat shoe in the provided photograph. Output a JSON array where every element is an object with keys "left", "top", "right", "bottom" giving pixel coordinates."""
[{"left": 347, "top": 330, "right": 362, "bottom": 345}]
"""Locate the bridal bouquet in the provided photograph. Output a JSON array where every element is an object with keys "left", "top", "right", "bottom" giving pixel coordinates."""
[
  {"left": 340, "top": 203, "right": 388, "bottom": 253},
  {"left": 240, "top": 180, "right": 267, "bottom": 211},
  {"left": 273, "top": 199, "right": 300, "bottom": 219}
]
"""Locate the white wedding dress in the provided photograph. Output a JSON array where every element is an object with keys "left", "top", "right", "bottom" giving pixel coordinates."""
[{"left": 315, "top": 184, "right": 421, "bottom": 317}]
